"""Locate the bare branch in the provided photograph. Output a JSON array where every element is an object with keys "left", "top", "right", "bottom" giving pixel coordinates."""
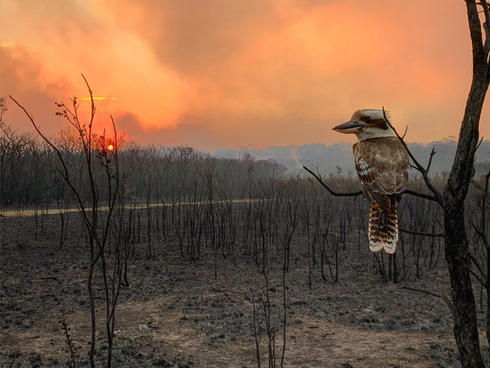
[
  {"left": 62, "top": 319, "right": 77, "bottom": 368},
  {"left": 465, "top": 0, "right": 488, "bottom": 71},
  {"left": 401, "top": 125, "right": 408, "bottom": 139},
  {"left": 476, "top": 136, "right": 485, "bottom": 152},
  {"left": 402, "top": 286, "right": 453, "bottom": 310},
  {"left": 399, "top": 228, "right": 444, "bottom": 238},
  {"left": 479, "top": 1, "right": 490, "bottom": 52},
  {"left": 303, "top": 166, "right": 362, "bottom": 197},
  {"left": 468, "top": 252, "right": 488, "bottom": 286},
  {"left": 426, "top": 147, "right": 436, "bottom": 174},
  {"left": 403, "top": 189, "right": 439, "bottom": 201},
  {"left": 81, "top": 73, "right": 96, "bottom": 148},
  {"left": 8, "top": 95, "right": 92, "bottom": 231},
  {"left": 382, "top": 107, "right": 443, "bottom": 204},
  {"left": 304, "top": 165, "right": 438, "bottom": 201},
  {"left": 472, "top": 169, "right": 490, "bottom": 247},
  {"left": 402, "top": 286, "right": 443, "bottom": 299}
]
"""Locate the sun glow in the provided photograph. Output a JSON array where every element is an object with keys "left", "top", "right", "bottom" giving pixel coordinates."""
[
  {"left": 106, "top": 144, "right": 115, "bottom": 152},
  {"left": 0, "top": 41, "right": 13, "bottom": 48}
]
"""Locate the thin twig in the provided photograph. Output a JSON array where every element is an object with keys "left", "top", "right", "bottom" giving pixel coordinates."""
[
  {"left": 8, "top": 95, "right": 93, "bottom": 231},
  {"left": 476, "top": 136, "right": 485, "bottom": 152},
  {"left": 303, "top": 166, "right": 362, "bottom": 197},
  {"left": 252, "top": 296, "right": 261, "bottom": 368},
  {"left": 472, "top": 169, "right": 490, "bottom": 248},
  {"left": 62, "top": 319, "right": 77, "bottom": 368},
  {"left": 304, "top": 165, "right": 439, "bottom": 201},
  {"left": 468, "top": 253, "right": 488, "bottom": 287},
  {"left": 403, "top": 189, "right": 438, "bottom": 202},
  {"left": 402, "top": 286, "right": 443, "bottom": 299},
  {"left": 402, "top": 286, "right": 453, "bottom": 311},
  {"left": 477, "top": 1, "right": 490, "bottom": 52},
  {"left": 399, "top": 228, "right": 444, "bottom": 238},
  {"left": 382, "top": 107, "right": 443, "bottom": 204},
  {"left": 401, "top": 125, "right": 408, "bottom": 139},
  {"left": 426, "top": 148, "right": 437, "bottom": 174}
]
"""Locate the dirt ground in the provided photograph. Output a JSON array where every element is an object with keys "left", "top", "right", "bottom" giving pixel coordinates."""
[{"left": 1, "top": 211, "right": 487, "bottom": 367}]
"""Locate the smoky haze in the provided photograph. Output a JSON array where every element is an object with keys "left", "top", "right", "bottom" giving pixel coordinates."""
[
  {"left": 1, "top": 0, "right": 489, "bottom": 150},
  {"left": 214, "top": 140, "right": 490, "bottom": 177}
]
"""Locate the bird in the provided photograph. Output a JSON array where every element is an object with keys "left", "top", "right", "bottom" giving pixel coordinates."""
[{"left": 333, "top": 109, "right": 409, "bottom": 254}]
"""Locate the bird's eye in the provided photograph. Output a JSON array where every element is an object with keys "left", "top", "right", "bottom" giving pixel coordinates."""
[{"left": 363, "top": 116, "right": 371, "bottom": 122}]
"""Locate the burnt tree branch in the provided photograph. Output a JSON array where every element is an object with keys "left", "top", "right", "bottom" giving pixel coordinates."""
[
  {"left": 303, "top": 165, "right": 439, "bottom": 201},
  {"left": 437, "top": 2, "right": 490, "bottom": 367},
  {"left": 382, "top": 107, "right": 444, "bottom": 204},
  {"left": 399, "top": 228, "right": 444, "bottom": 238},
  {"left": 302, "top": 165, "right": 362, "bottom": 197},
  {"left": 401, "top": 286, "right": 453, "bottom": 311}
]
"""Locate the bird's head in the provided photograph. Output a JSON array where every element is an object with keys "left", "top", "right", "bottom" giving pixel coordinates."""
[{"left": 333, "top": 109, "right": 395, "bottom": 140}]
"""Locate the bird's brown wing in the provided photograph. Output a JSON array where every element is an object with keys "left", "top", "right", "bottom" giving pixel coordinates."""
[{"left": 353, "top": 137, "right": 409, "bottom": 208}]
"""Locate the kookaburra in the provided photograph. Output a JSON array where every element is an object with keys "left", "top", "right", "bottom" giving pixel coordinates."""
[{"left": 333, "top": 109, "right": 409, "bottom": 254}]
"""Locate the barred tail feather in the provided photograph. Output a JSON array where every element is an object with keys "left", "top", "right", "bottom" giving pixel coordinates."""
[{"left": 368, "top": 200, "right": 399, "bottom": 254}]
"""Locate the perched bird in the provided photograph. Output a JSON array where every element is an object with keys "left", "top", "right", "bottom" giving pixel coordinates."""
[{"left": 333, "top": 109, "right": 409, "bottom": 254}]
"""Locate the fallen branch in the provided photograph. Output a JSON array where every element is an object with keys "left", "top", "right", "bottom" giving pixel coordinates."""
[
  {"left": 402, "top": 286, "right": 443, "bottom": 299},
  {"left": 402, "top": 286, "right": 453, "bottom": 311},
  {"left": 399, "top": 228, "right": 444, "bottom": 238}
]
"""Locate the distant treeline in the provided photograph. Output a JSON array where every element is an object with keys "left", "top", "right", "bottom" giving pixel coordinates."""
[
  {"left": 215, "top": 140, "right": 490, "bottom": 176},
  {"left": 0, "top": 121, "right": 286, "bottom": 208},
  {"left": 2, "top": 120, "right": 486, "bottom": 210}
]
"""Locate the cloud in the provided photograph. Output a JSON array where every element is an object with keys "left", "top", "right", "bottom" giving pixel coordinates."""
[
  {"left": 0, "top": 46, "right": 72, "bottom": 135},
  {"left": 115, "top": 112, "right": 221, "bottom": 150},
  {"left": 1, "top": 0, "right": 191, "bottom": 130},
  {"left": 106, "top": 0, "right": 297, "bottom": 75},
  {"left": 107, "top": 0, "right": 485, "bottom": 146},
  {"left": 1, "top": 0, "right": 488, "bottom": 149}
]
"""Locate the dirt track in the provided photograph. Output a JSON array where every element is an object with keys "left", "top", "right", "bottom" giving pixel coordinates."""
[{"left": 0, "top": 199, "right": 264, "bottom": 218}]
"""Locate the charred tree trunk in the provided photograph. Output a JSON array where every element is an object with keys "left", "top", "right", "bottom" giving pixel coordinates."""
[
  {"left": 442, "top": 2, "right": 489, "bottom": 367},
  {"left": 444, "top": 203, "right": 484, "bottom": 368},
  {"left": 306, "top": 3, "right": 488, "bottom": 366}
]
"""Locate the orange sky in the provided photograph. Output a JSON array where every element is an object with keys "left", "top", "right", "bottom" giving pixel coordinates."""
[{"left": 0, "top": 0, "right": 488, "bottom": 150}]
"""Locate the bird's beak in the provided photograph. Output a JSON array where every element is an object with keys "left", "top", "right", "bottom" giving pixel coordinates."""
[{"left": 332, "top": 120, "right": 364, "bottom": 134}]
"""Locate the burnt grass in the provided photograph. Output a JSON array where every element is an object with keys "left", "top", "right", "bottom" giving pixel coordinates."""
[{"left": 0, "top": 210, "right": 486, "bottom": 367}]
